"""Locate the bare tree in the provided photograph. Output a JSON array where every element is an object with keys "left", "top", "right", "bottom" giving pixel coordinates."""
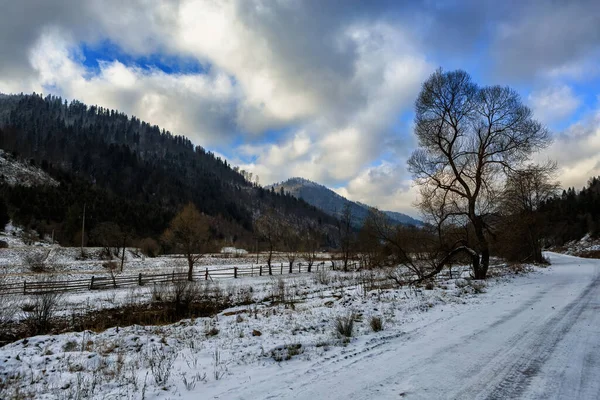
[
  {"left": 255, "top": 209, "right": 282, "bottom": 275},
  {"left": 408, "top": 69, "right": 551, "bottom": 279},
  {"left": 338, "top": 203, "right": 354, "bottom": 272},
  {"left": 357, "top": 212, "right": 386, "bottom": 269},
  {"left": 301, "top": 227, "right": 320, "bottom": 272},
  {"left": 497, "top": 162, "right": 560, "bottom": 263},
  {"left": 284, "top": 229, "right": 298, "bottom": 274},
  {"left": 163, "top": 203, "right": 211, "bottom": 281},
  {"left": 91, "top": 222, "right": 124, "bottom": 260},
  {"left": 502, "top": 162, "right": 560, "bottom": 215},
  {"left": 283, "top": 220, "right": 306, "bottom": 273},
  {"left": 362, "top": 208, "right": 445, "bottom": 284}
]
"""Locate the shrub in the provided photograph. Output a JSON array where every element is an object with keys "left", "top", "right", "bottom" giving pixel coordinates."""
[
  {"left": 63, "top": 340, "right": 78, "bottom": 352},
  {"left": 0, "top": 283, "right": 19, "bottom": 326},
  {"left": 145, "top": 345, "right": 176, "bottom": 387},
  {"left": 236, "top": 286, "right": 254, "bottom": 305},
  {"left": 167, "top": 278, "right": 201, "bottom": 318},
  {"left": 139, "top": 237, "right": 160, "bottom": 257},
  {"left": 335, "top": 313, "right": 355, "bottom": 338},
  {"left": 25, "top": 252, "right": 46, "bottom": 273},
  {"left": 23, "top": 286, "right": 63, "bottom": 335},
  {"left": 273, "top": 278, "right": 286, "bottom": 303},
  {"left": 314, "top": 269, "right": 330, "bottom": 286},
  {"left": 21, "top": 229, "right": 38, "bottom": 245},
  {"left": 369, "top": 316, "right": 383, "bottom": 332},
  {"left": 271, "top": 343, "right": 303, "bottom": 362},
  {"left": 151, "top": 281, "right": 168, "bottom": 303}
]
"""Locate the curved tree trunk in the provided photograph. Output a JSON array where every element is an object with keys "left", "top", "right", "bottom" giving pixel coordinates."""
[{"left": 403, "top": 245, "right": 479, "bottom": 286}]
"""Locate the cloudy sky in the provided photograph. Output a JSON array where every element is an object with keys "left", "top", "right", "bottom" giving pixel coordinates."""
[{"left": 1, "top": 0, "right": 600, "bottom": 217}]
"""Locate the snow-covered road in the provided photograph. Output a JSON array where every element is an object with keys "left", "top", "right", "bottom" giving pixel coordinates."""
[{"left": 209, "top": 253, "right": 600, "bottom": 399}]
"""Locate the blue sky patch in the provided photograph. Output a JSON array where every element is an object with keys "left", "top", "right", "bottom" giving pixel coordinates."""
[{"left": 77, "top": 40, "right": 208, "bottom": 75}]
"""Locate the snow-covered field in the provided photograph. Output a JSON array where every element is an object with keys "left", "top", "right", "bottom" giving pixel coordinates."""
[
  {"left": 0, "top": 244, "right": 319, "bottom": 286},
  {"left": 0, "top": 223, "right": 323, "bottom": 284},
  {"left": 3, "top": 253, "right": 595, "bottom": 399}
]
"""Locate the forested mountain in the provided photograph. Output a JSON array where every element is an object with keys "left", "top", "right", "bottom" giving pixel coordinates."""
[
  {"left": 269, "top": 177, "right": 422, "bottom": 228},
  {"left": 541, "top": 177, "right": 600, "bottom": 245},
  {"left": 0, "top": 93, "right": 336, "bottom": 246}
]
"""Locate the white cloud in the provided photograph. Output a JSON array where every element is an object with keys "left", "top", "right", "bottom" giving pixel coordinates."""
[
  {"left": 6, "top": 0, "right": 600, "bottom": 214},
  {"left": 538, "top": 106, "right": 600, "bottom": 190},
  {"left": 24, "top": 29, "right": 240, "bottom": 147},
  {"left": 334, "top": 161, "right": 420, "bottom": 217},
  {"left": 529, "top": 85, "right": 581, "bottom": 126}
]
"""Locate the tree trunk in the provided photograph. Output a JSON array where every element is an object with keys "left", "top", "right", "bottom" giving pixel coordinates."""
[
  {"left": 187, "top": 256, "right": 194, "bottom": 281},
  {"left": 120, "top": 237, "right": 126, "bottom": 272},
  {"left": 473, "top": 248, "right": 489, "bottom": 279},
  {"left": 343, "top": 251, "right": 348, "bottom": 272},
  {"left": 472, "top": 217, "right": 489, "bottom": 279},
  {"left": 528, "top": 224, "right": 544, "bottom": 264},
  {"left": 267, "top": 243, "right": 273, "bottom": 275}
]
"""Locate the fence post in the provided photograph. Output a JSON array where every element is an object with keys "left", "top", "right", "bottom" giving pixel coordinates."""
[
  {"left": 138, "top": 273, "right": 143, "bottom": 286},
  {"left": 205, "top": 268, "right": 209, "bottom": 280},
  {"left": 259, "top": 265, "right": 263, "bottom": 276},
  {"left": 89, "top": 276, "right": 94, "bottom": 290},
  {"left": 234, "top": 267, "right": 238, "bottom": 278},
  {"left": 280, "top": 263, "right": 283, "bottom": 275},
  {"left": 298, "top": 263, "right": 301, "bottom": 273},
  {"left": 172, "top": 270, "right": 175, "bottom": 283},
  {"left": 251, "top": 264, "right": 254, "bottom": 277},
  {"left": 23, "top": 280, "right": 26, "bottom": 294}
]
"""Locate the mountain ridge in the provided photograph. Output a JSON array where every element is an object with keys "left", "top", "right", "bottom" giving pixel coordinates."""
[{"left": 269, "top": 177, "right": 422, "bottom": 227}]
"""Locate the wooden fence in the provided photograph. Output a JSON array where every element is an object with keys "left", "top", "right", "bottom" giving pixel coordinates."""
[
  {"left": 0, "top": 261, "right": 335, "bottom": 296},
  {"left": 0, "top": 261, "right": 507, "bottom": 296}
]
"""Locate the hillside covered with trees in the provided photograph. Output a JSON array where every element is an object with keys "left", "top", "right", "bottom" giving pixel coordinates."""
[
  {"left": 0, "top": 93, "right": 336, "bottom": 248},
  {"left": 540, "top": 177, "right": 600, "bottom": 245}
]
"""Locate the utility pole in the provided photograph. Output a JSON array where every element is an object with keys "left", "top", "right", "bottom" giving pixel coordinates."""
[{"left": 81, "top": 203, "right": 86, "bottom": 257}]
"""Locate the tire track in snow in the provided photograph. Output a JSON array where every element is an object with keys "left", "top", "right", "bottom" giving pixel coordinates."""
[
  {"left": 455, "top": 266, "right": 600, "bottom": 399},
  {"left": 342, "top": 261, "right": 599, "bottom": 400}
]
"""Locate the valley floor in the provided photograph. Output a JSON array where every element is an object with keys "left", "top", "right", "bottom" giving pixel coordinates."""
[{"left": 1, "top": 253, "right": 599, "bottom": 399}]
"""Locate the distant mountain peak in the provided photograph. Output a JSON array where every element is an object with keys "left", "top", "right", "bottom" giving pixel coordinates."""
[{"left": 270, "top": 177, "right": 422, "bottom": 227}]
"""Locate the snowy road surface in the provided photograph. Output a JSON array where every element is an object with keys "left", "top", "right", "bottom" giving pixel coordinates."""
[{"left": 208, "top": 253, "right": 600, "bottom": 399}]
